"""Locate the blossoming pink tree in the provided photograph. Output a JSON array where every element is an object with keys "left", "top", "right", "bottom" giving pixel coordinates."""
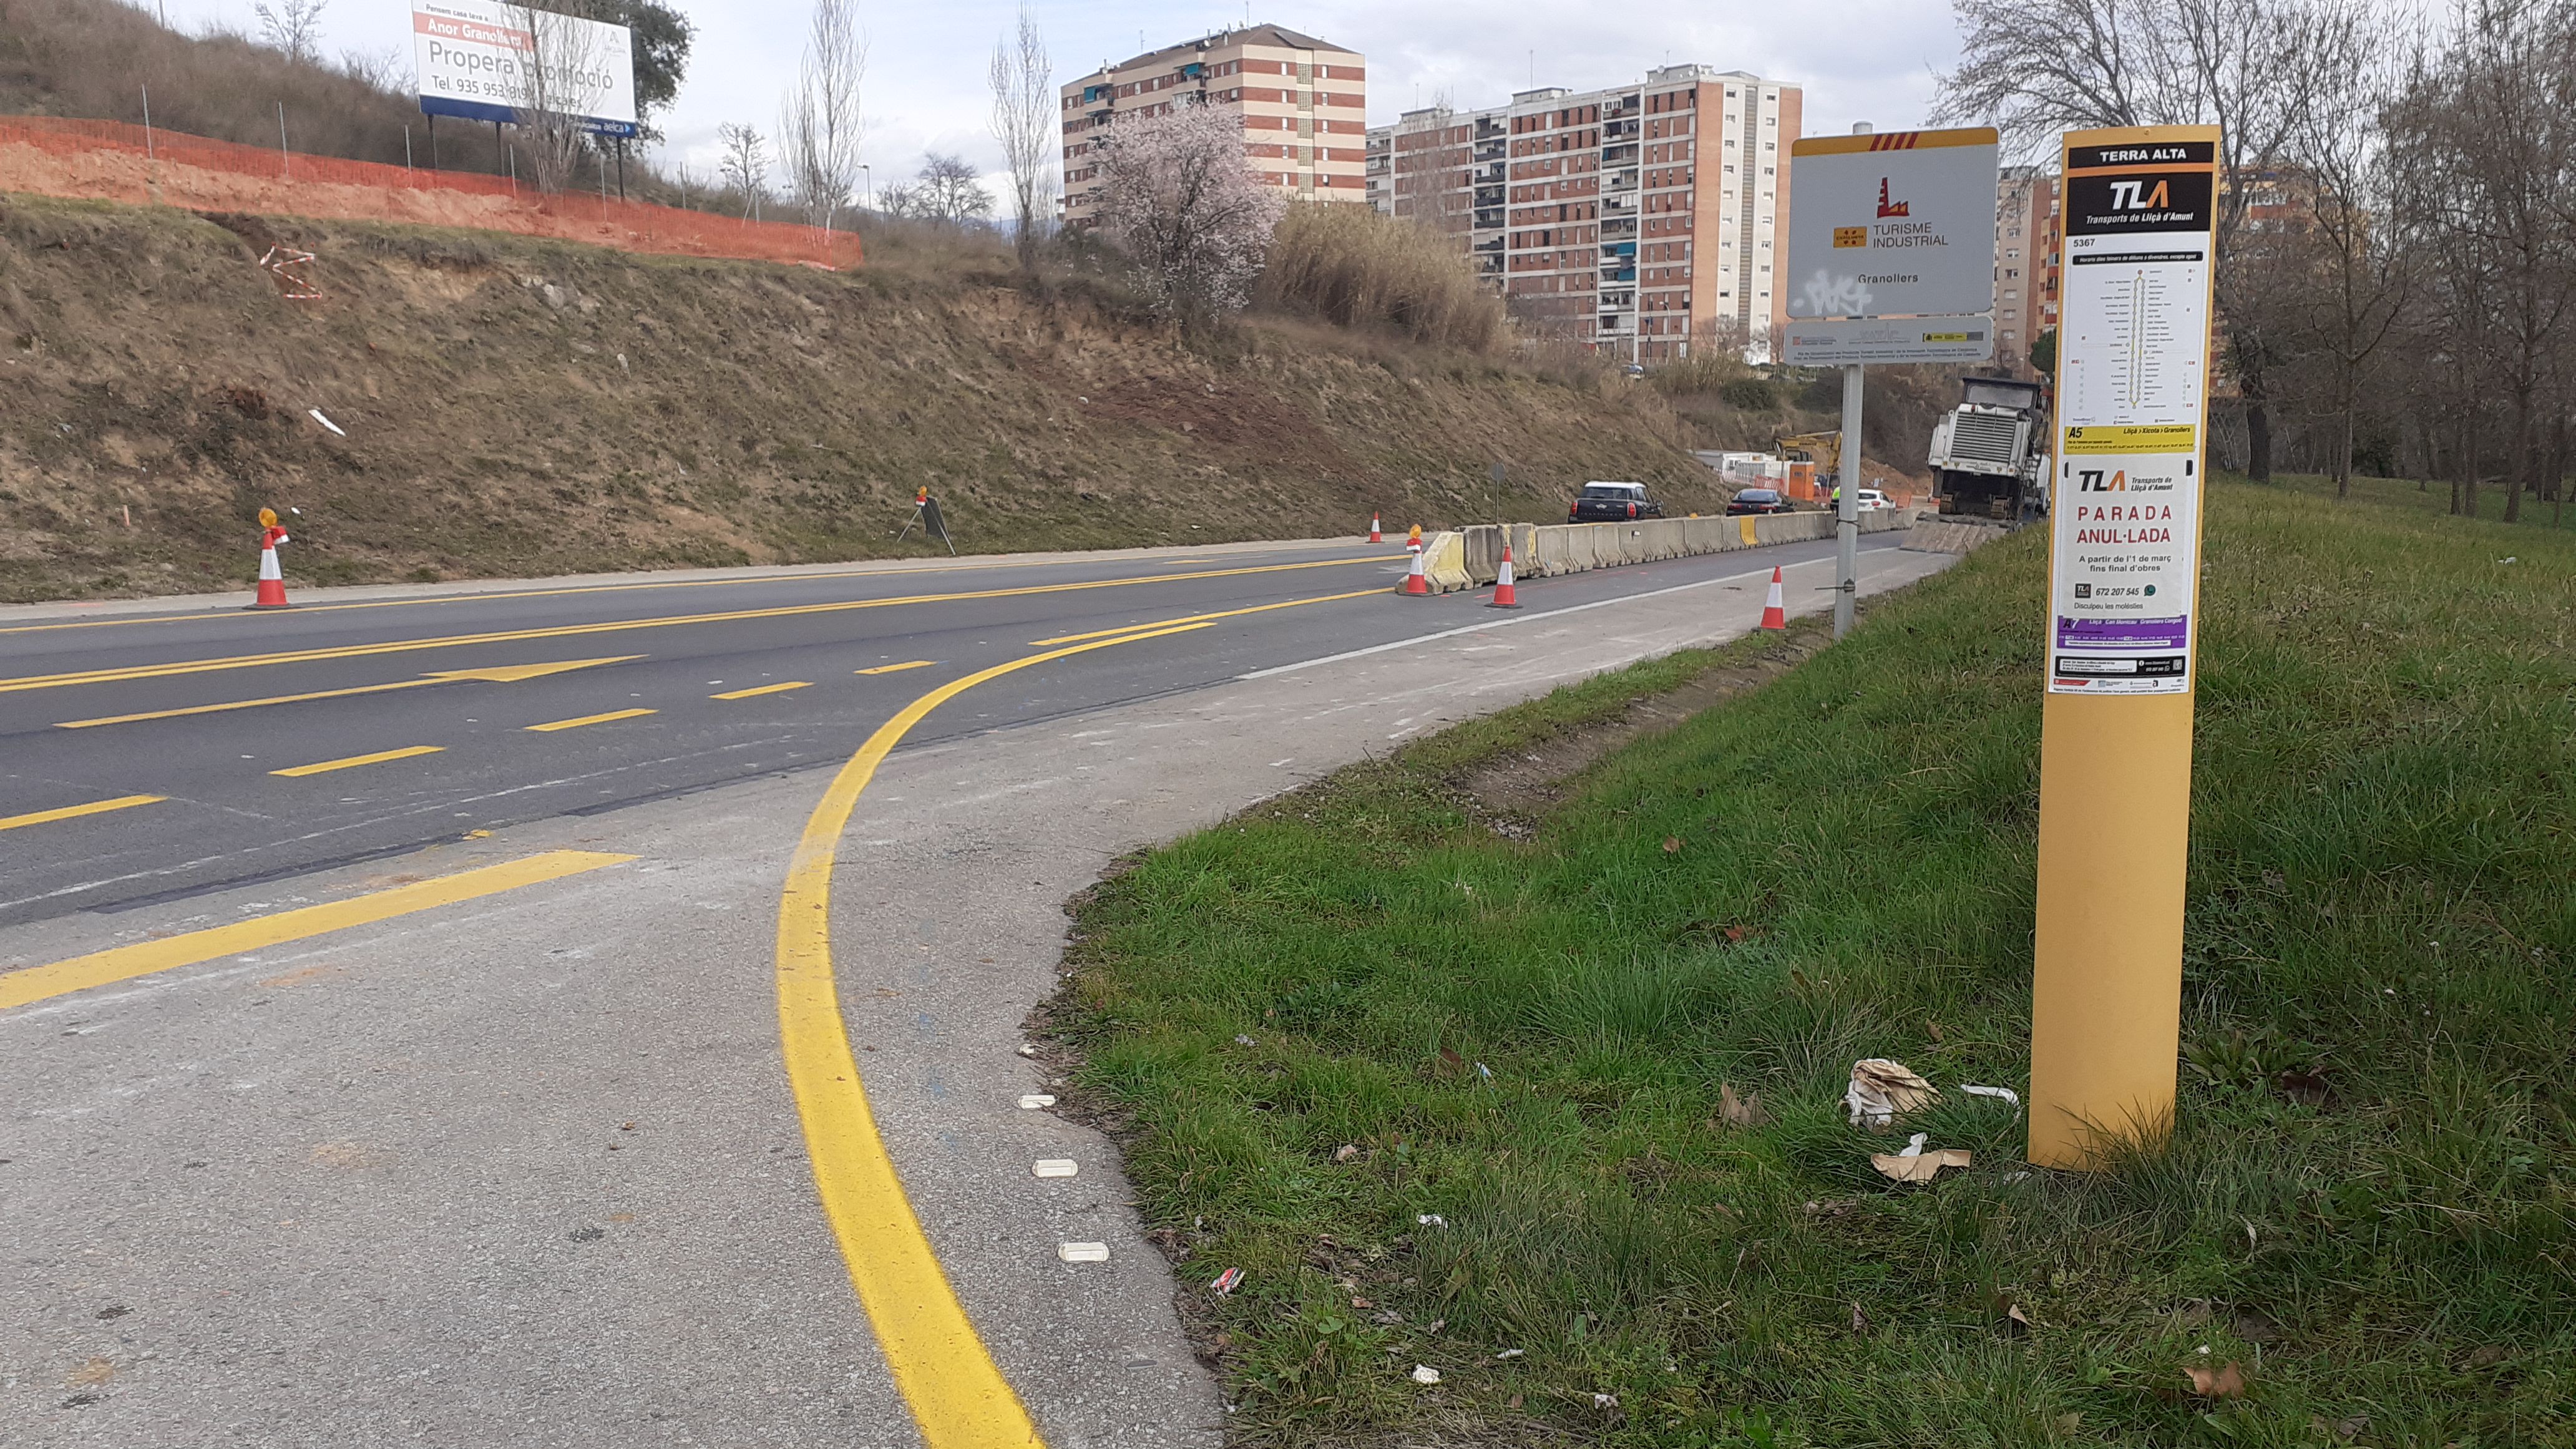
[{"left": 1090, "top": 102, "right": 1285, "bottom": 320}]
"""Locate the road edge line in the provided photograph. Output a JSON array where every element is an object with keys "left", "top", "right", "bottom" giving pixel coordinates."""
[{"left": 774, "top": 622, "right": 1211, "bottom": 1448}]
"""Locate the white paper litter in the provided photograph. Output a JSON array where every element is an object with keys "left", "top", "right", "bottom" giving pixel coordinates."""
[
  {"left": 1845, "top": 1058, "right": 1939, "bottom": 1129},
  {"left": 308, "top": 409, "right": 345, "bottom": 436},
  {"left": 1959, "top": 1083, "right": 2022, "bottom": 1108},
  {"left": 1056, "top": 1241, "right": 1108, "bottom": 1262},
  {"left": 1018, "top": 1094, "right": 1056, "bottom": 1110},
  {"left": 1410, "top": 1364, "right": 1441, "bottom": 1385},
  {"left": 1016, "top": 1043, "right": 1038, "bottom": 1058},
  {"left": 1032, "top": 1159, "right": 1078, "bottom": 1178},
  {"left": 1496, "top": 1347, "right": 1524, "bottom": 1359},
  {"left": 1417, "top": 1214, "right": 1445, "bottom": 1226}
]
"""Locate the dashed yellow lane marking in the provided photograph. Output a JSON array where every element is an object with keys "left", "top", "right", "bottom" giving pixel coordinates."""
[
  {"left": 1025, "top": 587, "right": 1387, "bottom": 645},
  {"left": 776, "top": 620, "right": 1212, "bottom": 1447},
  {"left": 855, "top": 661, "right": 937, "bottom": 675},
  {"left": 0, "top": 850, "right": 634, "bottom": 1012},
  {"left": 51, "top": 657, "right": 645, "bottom": 729},
  {"left": 0, "top": 557, "right": 1394, "bottom": 696},
  {"left": 0, "top": 794, "right": 165, "bottom": 832},
  {"left": 269, "top": 745, "right": 445, "bottom": 777},
  {"left": 712, "top": 681, "right": 814, "bottom": 700},
  {"left": 525, "top": 708, "right": 656, "bottom": 732}
]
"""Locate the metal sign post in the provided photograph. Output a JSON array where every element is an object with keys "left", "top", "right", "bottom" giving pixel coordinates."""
[
  {"left": 2027, "top": 125, "right": 2222, "bottom": 1169},
  {"left": 1783, "top": 125, "right": 2000, "bottom": 637}
]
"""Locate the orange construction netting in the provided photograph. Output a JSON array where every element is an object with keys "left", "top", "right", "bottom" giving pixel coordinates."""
[{"left": 0, "top": 114, "right": 861, "bottom": 270}]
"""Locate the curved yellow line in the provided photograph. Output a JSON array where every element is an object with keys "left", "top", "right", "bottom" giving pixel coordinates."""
[{"left": 774, "top": 621, "right": 1211, "bottom": 1447}]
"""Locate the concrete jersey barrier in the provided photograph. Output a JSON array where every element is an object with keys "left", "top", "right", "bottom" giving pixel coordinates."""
[{"left": 1404, "top": 509, "right": 1924, "bottom": 590}]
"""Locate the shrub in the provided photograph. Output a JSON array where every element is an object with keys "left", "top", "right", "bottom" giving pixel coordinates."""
[
  {"left": 1256, "top": 204, "right": 1506, "bottom": 354},
  {"left": 1717, "top": 375, "right": 1780, "bottom": 411}
]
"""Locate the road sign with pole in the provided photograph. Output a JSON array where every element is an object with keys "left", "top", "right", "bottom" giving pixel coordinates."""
[
  {"left": 2026, "top": 124, "right": 2222, "bottom": 1169},
  {"left": 1783, "top": 125, "right": 1999, "bottom": 637}
]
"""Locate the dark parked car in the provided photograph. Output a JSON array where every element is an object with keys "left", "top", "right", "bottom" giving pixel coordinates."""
[
  {"left": 1569, "top": 481, "right": 1665, "bottom": 522},
  {"left": 1726, "top": 488, "right": 1792, "bottom": 515}
]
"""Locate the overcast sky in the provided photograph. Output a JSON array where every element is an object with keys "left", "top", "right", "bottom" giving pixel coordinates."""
[{"left": 152, "top": 0, "right": 1966, "bottom": 194}]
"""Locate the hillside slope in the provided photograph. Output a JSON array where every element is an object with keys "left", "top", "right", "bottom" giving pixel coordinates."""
[{"left": 0, "top": 195, "right": 1724, "bottom": 600}]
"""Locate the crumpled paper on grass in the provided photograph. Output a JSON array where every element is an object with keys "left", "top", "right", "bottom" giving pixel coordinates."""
[
  {"left": 1845, "top": 1058, "right": 1939, "bottom": 1129},
  {"left": 1871, "top": 1130, "right": 1972, "bottom": 1183}
]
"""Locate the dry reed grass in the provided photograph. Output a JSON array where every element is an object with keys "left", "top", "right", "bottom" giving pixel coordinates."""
[{"left": 1256, "top": 203, "right": 1506, "bottom": 354}]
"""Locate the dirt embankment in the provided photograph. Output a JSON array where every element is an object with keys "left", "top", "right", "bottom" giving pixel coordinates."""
[{"left": 0, "top": 194, "right": 1726, "bottom": 601}]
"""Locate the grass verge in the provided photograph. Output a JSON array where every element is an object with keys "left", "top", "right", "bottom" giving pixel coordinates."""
[{"left": 1055, "top": 481, "right": 2575, "bottom": 1445}]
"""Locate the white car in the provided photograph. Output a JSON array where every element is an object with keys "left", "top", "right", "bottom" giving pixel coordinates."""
[{"left": 1855, "top": 489, "right": 1894, "bottom": 512}]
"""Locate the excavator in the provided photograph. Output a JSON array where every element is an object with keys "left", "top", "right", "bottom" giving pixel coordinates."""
[{"left": 1771, "top": 431, "right": 1842, "bottom": 504}]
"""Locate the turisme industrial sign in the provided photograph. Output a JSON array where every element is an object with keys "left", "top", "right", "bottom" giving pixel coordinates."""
[{"left": 1782, "top": 127, "right": 1999, "bottom": 364}]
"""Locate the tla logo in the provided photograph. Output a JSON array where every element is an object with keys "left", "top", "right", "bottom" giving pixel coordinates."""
[
  {"left": 2107, "top": 178, "right": 2172, "bottom": 211},
  {"left": 1876, "top": 178, "right": 1909, "bottom": 218}
]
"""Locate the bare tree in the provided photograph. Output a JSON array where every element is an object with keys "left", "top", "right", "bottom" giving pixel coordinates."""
[
  {"left": 778, "top": 0, "right": 866, "bottom": 242},
  {"left": 718, "top": 122, "right": 770, "bottom": 221},
  {"left": 255, "top": 0, "right": 326, "bottom": 64},
  {"left": 987, "top": 4, "right": 1055, "bottom": 271},
  {"left": 507, "top": 0, "right": 612, "bottom": 195},
  {"left": 1936, "top": 0, "right": 2368, "bottom": 481},
  {"left": 913, "top": 153, "right": 995, "bottom": 227},
  {"left": 1090, "top": 102, "right": 1284, "bottom": 319}
]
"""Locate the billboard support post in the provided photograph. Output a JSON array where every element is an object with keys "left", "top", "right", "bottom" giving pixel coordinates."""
[
  {"left": 1834, "top": 363, "right": 1862, "bottom": 637},
  {"left": 2027, "top": 125, "right": 2223, "bottom": 1170}
]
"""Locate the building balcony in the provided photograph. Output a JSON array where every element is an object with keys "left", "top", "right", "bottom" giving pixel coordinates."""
[
  {"left": 1600, "top": 268, "right": 1636, "bottom": 284},
  {"left": 1473, "top": 234, "right": 1505, "bottom": 252},
  {"left": 1604, "top": 168, "right": 1639, "bottom": 192},
  {"left": 1600, "top": 289, "right": 1636, "bottom": 309},
  {"left": 1475, "top": 163, "right": 1506, "bottom": 184},
  {"left": 1473, "top": 185, "right": 1504, "bottom": 207},
  {"left": 1601, "top": 194, "right": 1638, "bottom": 217}
]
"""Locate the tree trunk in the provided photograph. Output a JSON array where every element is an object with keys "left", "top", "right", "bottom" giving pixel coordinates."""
[
  {"left": 2464, "top": 424, "right": 2480, "bottom": 519},
  {"left": 2247, "top": 402, "right": 2273, "bottom": 483},
  {"left": 2505, "top": 386, "right": 2529, "bottom": 524}
]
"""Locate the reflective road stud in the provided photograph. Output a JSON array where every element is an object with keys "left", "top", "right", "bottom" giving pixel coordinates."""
[{"left": 2027, "top": 124, "right": 2221, "bottom": 1169}]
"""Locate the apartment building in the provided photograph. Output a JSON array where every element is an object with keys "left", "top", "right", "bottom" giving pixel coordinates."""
[
  {"left": 1995, "top": 164, "right": 2059, "bottom": 378},
  {"left": 1372, "top": 66, "right": 1801, "bottom": 361},
  {"left": 1060, "top": 24, "right": 1367, "bottom": 230}
]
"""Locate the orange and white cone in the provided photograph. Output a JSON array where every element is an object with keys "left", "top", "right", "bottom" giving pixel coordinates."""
[
  {"left": 249, "top": 508, "right": 292, "bottom": 610},
  {"left": 1369, "top": 513, "right": 1383, "bottom": 543},
  {"left": 1402, "top": 547, "right": 1430, "bottom": 596},
  {"left": 1758, "top": 565, "right": 1787, "bottom": 630},
  {"left": 1487, "top": 540, "right": 1521, "bottom": 609}
]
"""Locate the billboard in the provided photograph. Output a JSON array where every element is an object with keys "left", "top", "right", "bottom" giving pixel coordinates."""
[
  {"left": 414, "top": 0, "right": 637, "bottom": 138},
  {"left": 1782, "top": 127, "right": 1998, "bottom": 364},
  {"left": 2044, "top": 130, "right": 2219, "bottom": 697}
]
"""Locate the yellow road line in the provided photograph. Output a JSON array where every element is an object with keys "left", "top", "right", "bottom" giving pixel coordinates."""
[
  {"left": 776, "top": 620, "right": 1213, "bottom": 1447},
  {"left": 1027, "top": 587, "right": 1387, "bottom": 645},
  {"left": 0, "top": 557, "right": 1392, "bottom": 696},
  {"left": 713, "top": 681, "right": 814, "bottom": 700},
  {"left": 525, "top": 708, "right": 656, "bottom": 732},
  {"left": 53, "top": 656, "right": 642, "bottom": 729},
  {"left": 0, "top": 794, "right": 165, "bottom": 832},
  {"left": 269, "top": 745, "right": 445, "bottom": 778},
  {"left": 0, "top": 546, "right": 1392, "bottom": 637},
  {"left": 855, "top": 660, "right": 936, "bottom": 675},
  {"left": 0, "top": 849, "right": 633, "bottom": 1012}
]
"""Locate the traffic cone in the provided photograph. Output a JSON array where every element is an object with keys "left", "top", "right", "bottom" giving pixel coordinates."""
[
  {"left": 1402, "top": 547, "right": 1430, "bottom": 596},
  {"left": 1487, "top": 540, "right": 1521, "bottom": 609},
  {"left": 1369, "top": 512, "right": 1383, "bottom": 543},
  {"left": 248, "top": 507, "right": 292, "bottom": 610},
  {"left": 1758, "top": 565, "right": 1787, "bottom": 630}
]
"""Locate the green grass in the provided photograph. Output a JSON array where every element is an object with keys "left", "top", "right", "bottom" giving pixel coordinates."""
[
  {"left": 1058, "top": 480, "right": 2576, "bottom": 1446},
  {"left": 2266, "top": 471, "right": 2574, "bottom": 530}
]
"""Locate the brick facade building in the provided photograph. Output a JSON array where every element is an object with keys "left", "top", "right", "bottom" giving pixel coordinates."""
[
  {"left": 1060, "top": 24, "right": 1367, "bottom": 230},
  {"left": 1370, "top": 66, "right": 1801, "bottom": 361}
]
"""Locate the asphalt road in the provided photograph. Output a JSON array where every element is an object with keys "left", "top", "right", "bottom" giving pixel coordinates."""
[
  {"left": 0, "top": 529, "right": 1953, "bottom": 1448},
  {"left": 1, "top": 532, "right": 1903, "bottom": 928}
]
